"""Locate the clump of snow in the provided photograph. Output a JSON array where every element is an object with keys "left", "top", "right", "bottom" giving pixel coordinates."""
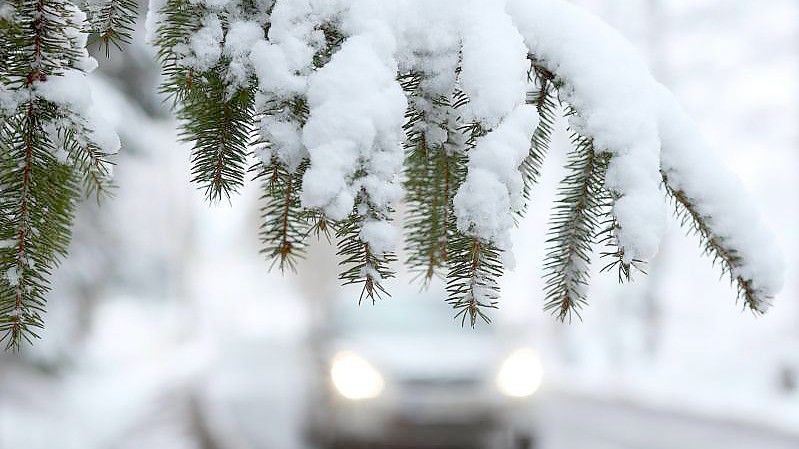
[
  {"left": 454, "top": 104, "right": 539, "bottom": 259},
  {"left": 0, "top": 83, "right": 24, "bottom": 116},
  {"left": 5, "top": 266, "right": 20, "bottom": 287},
  {"left": 395, "top": 7, "right": 462, "bottom": 152},
  {"left": 507, "top": 0, "right": 666, "bottom": 263},
  {"left": 455, "top": 169, "right": 512, "bottom": 236},
  {"left": 359, "top": 220, "right": 397, "bottom": 256},
  {"left": 249, "top": 0, "right": 332, "bottom": 98},
  {"left": 249, "top": 38, "right": 310, "bottom": 96},
  {"left": 258, "top": 116, "right": 305, "bottom": 170},
  {"left": 249, "top": 0, "right": 332, "bottom": 171},
  {"left": 223, "top": 20, "right": 264, "bottom": 90},
  {"left": 179, "top": 14, "right": 224, "bottom": 72},
  {"left": 65, "top": 2, "right": 98, "bottom": 72},
  {"left": 459, "top": 1, "right": 529, "bottom": 127},
  {"left": 36, "top": 70, "right": 121, "bottom": 156},
  {"left": 37, "top": 70, "right": 93, "bottom": 112},
  {"left": 392, "top": 1, "right": 461, "bottom": 84},
  {"left": 301, "top": 33, "right": 406, "bottom": 222}
]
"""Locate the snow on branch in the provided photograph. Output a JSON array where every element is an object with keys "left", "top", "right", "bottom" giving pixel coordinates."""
[
  {"left": 135, "top": 0, "right": 784, "bottom": 327},
  {"left": 301, "top": 33, "right": 406, "bottom": 223},
  {"left": 459, "top": 1, "right": 529, "bottom": 127},
  {"left": 508, "top": 0, "right": 666, "bottom": 263},
  {"left": 1, "top": 0, "right": 119, "bottom": 348},
  {"left": 657, "top": 87, "right": 784, "bottom": 311},
  {"left": 506, "top": 0, "right": 783, "bottom": 312},
  {"left": 453, "top": 104, "right": 539, "bottom": 263}
]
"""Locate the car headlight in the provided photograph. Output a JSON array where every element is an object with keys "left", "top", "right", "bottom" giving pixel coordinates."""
[
  {"left": 496, "top": 348, "right": 543, "bottom": 398},
  {"left": 330, "top": 351, "right": 385, "bottom": 400}
]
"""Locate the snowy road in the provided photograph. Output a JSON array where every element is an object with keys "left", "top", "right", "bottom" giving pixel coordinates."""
[
  {"left": 205, "top": 341, "right": 799, "bottom": 449},
  {"left": 535, "top": 392, "right": 799, "bottom": 449}
]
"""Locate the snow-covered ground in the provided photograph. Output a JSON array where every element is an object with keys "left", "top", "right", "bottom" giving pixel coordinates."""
[{"left": 536, "top": 392, "right": 799, "bottom": 449}]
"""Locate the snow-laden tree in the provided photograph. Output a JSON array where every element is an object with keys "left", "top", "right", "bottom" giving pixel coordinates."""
[{"left": 0, "top": 0, "right": 785, "bottom": 348}]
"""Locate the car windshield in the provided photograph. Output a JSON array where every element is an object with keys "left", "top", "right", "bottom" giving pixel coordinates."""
[{"left": 332, "top": 293, "right": 494, "bottom": 336}]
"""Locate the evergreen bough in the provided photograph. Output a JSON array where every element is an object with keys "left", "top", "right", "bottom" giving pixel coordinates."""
[
  {"left": 0, "top": 0, "right": 117, "bottom": 349},
  {"left": 0, "top": 0, "right": 783, "bottom": 348}
]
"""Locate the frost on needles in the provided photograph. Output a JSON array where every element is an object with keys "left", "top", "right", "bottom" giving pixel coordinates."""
[{"left": 0, "top": 0, "right": 784, "bottom": 348}]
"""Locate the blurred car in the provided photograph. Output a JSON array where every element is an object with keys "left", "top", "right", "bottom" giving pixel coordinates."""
[{"left": 305, "top": 292, "right": 542, "bottom": 449}]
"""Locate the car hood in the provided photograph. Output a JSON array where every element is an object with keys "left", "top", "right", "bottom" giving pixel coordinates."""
[{"left": 330, "top": 332, "right": 510, "bottom": 381}]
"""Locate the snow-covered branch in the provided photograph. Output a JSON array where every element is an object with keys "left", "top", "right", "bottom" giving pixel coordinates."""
[{"left": 0, "top": 0, "right": 767, "bottom": 343}]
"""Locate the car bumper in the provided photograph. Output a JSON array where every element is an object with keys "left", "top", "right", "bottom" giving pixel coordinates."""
[{"left": 315, "top": 388, "right": 534, "bottom": 447}]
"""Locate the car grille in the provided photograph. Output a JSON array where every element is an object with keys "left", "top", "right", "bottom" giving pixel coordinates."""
[{"left": 399, "top": 376, "right": 483, "bottom": 390}]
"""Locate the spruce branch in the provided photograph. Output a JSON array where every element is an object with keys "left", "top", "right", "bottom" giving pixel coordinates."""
[
  {"left": 180, "top": 71, "right": 255, "bottom": 202},
  {"left": 519, "top": 60, "right": 558, "bottom": 210},
  {"left": 597, "top": 200, "right": 646, "bottom": 283},
  {"left": 543, "top": 132, "right": 608, "bottom": 322},
  {"left": 446, "top": 232, "right": 502, "bottom": 327},
  {"left": 254, "top": 87, "right": 314, "bottom": 270},
  {"left": 152, "top": 0, "right": 246, "bottom": 203},
  {"left": 403, "top": 132, "right": 444, "bottom": 282},
  {"left": 306, "top": 209, "right": 333, "bottom": 243},
  {"left": 0, "top": 105, "right": 80, "bottom": 349},
  {"left": 58, "top": 115, "right": 115, "bottom": 199},
  {"left": 404, "top": 138, "right": 462, "bottom": 285},
  {"left": 154, "top": 0, "right": 204, "bottom": 104},
  {"left": 445, "top": 116, "right": 502, "bottom": 326},
  {"left": 336, "top": 210, "right": 396, "bottom": 305},
  {"left": 248, "top": 12, "right": 342, "bottom": 277},
  {"left": 401, "top": 72, "right": 463, "bottom": 284},
  {"left": 256, "top": 158, "right": 310, "bottom": 273},
  {"left": 137, "top": 0, "right": 782, "bottom": 334},
  {"left": 663, "top": 174, "right": 768, "bottom": 313},
  {"left": 0, "top": 0, "right": 113, "bottom": 349},
  {"left": 83, "top": 0, "right": 138, "bottom": 56}
]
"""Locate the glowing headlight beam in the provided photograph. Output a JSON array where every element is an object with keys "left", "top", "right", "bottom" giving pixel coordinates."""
[
  {"left": 496, "top": 348, "right": 543, "bottom": 398},
  {"left": 330, "top": 351, "right": 385, "bottom": 400}
]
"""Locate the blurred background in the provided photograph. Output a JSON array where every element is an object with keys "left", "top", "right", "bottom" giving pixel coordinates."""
[{"left": 1, "top": 0, "right": 797, "bottom": 448}]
